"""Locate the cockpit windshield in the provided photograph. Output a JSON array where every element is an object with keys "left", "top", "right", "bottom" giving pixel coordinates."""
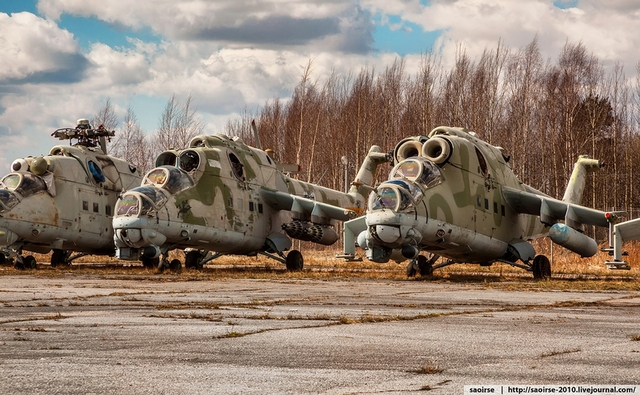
[
  {"left": 369, "top": 184, "right": 415, "bottom": 213},
  {"left": 0, "top": 173, "right": 47, "bottom": 198},
  {"left": 116, "top": 195, "right": 140, "bottom": 216},
  {"left": 142, "top": 166, "right": 194, "bottom": 195},
  {"left": 0, "top": 190, "right": 18, "bottom": 213},
  {"left": 115, "top": 188, "right": 160, "bottom": 217},
  {"left": 131, "top": 186, "right": 168, "bottom": 208},
  {"left": 390, "top": 157, "right": 442, "bottom": 189}
]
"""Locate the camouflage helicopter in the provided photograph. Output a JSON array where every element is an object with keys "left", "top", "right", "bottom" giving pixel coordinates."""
[
  {"left": 0, "top": 119, "right": 142, "bottom": 269},
  {"left": 112, "top": 131, "right": 389, "bottom": 271},
  {"left": 340, "top": 126, "right": 619, "bottom": 279}
]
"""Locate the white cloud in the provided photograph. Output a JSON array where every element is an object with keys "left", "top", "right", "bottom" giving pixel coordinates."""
[
  {"left": 0, "top": 12, "right": 85, "bottom": 82},
  {"left": 87, "top": 42, "right": 151, "bottom": 86},
  {"left": 37, "top": 0, "right": 367, "bottom": 52},
  {"left": 361, "top": 0, "right": 640, "bottom": 73},
  {"left": 1, "top": 0, "right": 639, "bottom": 172}
]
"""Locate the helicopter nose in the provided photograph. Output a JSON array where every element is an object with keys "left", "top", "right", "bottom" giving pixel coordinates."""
[
  {"left": 117, "top": 228, "right": 141, "bottom": 244},
  {"left": 373, "top": 225, "right": 401, "bottom": 243}
]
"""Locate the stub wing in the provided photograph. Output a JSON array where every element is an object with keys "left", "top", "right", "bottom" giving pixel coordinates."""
[
  {"left": 260, "top": 188, "right": 356, "bottom": 223},
  {"left": 502, "top": 186, "right": 609, "bottom": 228}
]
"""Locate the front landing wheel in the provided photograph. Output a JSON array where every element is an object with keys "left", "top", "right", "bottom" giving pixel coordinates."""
[
  {"left": 532, "top": 255, "right": 551, "bottom": 280},
  {"left": 285, "top": 250, "right": 303, "bottom": 271},
  {"left": 416, "top": 255, "right": 434, "bottom": 277},
  {"left": 185, "top": 250, "right": 203, "bottom": 269},
  {"left": 141, "top": 256, "right": 159, "bottom": 269},
  {"left": 23, "top": 255, "right": 37, "bottom": 270},
  {"left": 169, "top": 259, "right": 182, "bottom": 273},
  {"left": 51, "top": 249, "right": 70, "bottom": 267}
]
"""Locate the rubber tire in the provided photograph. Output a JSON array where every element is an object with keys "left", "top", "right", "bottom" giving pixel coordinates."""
[
  {"left": 285, "top": 250, "right": 303, "bottom": 271},
  {"left": 185, "top": 250, "right": 201, "bottom": 269},
  {"left": 0, "top": 252, "right": 5, "bottom": 265},
  {"left": 141, "top": 256, "right": 159, "bottom": 269},
  {"left": 169, "top": 259, "right": 182, "bottom": 273},
  {"left": 23, "top": 255, "right": 37, "bottom": 270},
  {"left": 51, "top": 249, "right": 67, "bottom": 267},
  {"left": 532, "top": 255, "right": 551, "bottom": 280},
  {"left": 417, "top": 255, "right": 434, "bottom": 276}
]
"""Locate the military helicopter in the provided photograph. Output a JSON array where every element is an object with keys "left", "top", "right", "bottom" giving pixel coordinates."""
[
  {"left": 0, "top": 119, "right": 142, "bottom": 269},
  {"left": 112, "top": 131, "right": 389, "bottom": 271},
  {"left": 340, "top": 126, "right": 618, "bottom": 279}
]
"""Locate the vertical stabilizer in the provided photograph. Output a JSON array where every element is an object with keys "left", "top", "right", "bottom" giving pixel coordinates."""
[
  {"left": 348, "top": 146, "right": 391, "bottom": 206},
  {"left": 562, "top": 155, "right": 604, "bottom": 204}
]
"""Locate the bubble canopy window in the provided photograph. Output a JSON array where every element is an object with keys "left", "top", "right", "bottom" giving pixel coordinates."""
[
  {"left": 389, "top": 157, "right": 443, "bottom": 189},
  {"left": 1, "top": 173, "right": 47, "bottom": 198},
  {"left": 0, "top": 173, "right": 48, "bottom": 213},
  {"left": 369, "top": 184, "right": 415, "bottom": 213},
  {"left": 142, "top": 166, "right": 194, "bottom": 195}
]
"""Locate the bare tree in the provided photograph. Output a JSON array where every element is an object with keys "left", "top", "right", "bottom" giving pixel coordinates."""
[
  {"left": 91, "top": 98, "right": 118, "bottom": 131},
  {"left": 153, "top": 93, "right": 205, "bottom": 152},
  {"left": 110, "top": 106, "right": 154, "bottom": 172}
]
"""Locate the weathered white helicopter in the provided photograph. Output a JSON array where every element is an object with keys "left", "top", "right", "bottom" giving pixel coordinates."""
[
  {"left": 0, "top": 120, "right": 142, "bottom": 269},
  {"left": 112, "top": 131, "right": 389, "bottom": 271},
  {"left": 341, "top": 126, "right": 619, "bottom": 279}
]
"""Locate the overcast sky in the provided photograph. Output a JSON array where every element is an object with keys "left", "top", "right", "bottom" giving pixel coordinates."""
[{"left": 1, "top": 0, "right": 639, "bottom": 171}]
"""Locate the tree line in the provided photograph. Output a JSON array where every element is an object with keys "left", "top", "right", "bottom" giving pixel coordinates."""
[
  {"left": 96, "top": 38, "right": 640, "bottom": 239},
  {"left": 228, "top": 38, "right": 640, "bottom": 231}
]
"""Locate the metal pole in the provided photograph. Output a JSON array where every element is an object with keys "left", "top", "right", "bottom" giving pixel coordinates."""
[{"left": 341, "top": 156, "right": 348, "bottom": 193}]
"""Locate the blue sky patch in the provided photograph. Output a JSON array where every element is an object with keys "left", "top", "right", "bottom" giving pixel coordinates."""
[
  {"left": 0, "top": 0, "right": 161, "bottom": 51},
  {"left": 372, "top": 14, "right": 440, "bottom": 55},
  {"left": 58, "top": 14, "right": 162, "bottom": 51},
  {"left": 1, "top": 0, "right": 37, "bottom": 15},
  {"left": 553, "top": 0, "right": 579, "bottom": 9}
]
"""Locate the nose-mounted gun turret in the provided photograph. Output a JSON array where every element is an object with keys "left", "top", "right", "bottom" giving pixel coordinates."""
[{"left": 51, "top": 119, "right": 115, "bottom": 154}]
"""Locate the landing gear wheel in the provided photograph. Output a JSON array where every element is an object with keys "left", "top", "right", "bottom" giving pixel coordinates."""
[
  {"left": 185, "top": 250, "right": 202, "bottom": 269},
  {"left": 532, "top": 255, "right": 551, "bottom": 280},
  {"left": 416, "top": 255, "right": 434, "bottom": 276},
  {"left": 406, "top": 261, "right": 418, "bottom": 277},
  {"left": 285, "top": 250, "right": 303, "bottom": 271},
  {"left": 0, "top": 252, "right": 5, "bottom": 265},
  {"left": 23, "top": 255, "right": 37, "bottom": 270},
  {"left": 51, "top": 249, "right": 69, "bottom": 267},
  {"left": 169, "top": 259, "right": 182, "bottom": 273},
  {"left": 141, "top": 256, "right": 159, "bottom": 269}
]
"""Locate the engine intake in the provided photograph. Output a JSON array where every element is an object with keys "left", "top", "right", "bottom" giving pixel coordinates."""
[{"left": 422, "top": 137, "right": 452, "bottom": 165}]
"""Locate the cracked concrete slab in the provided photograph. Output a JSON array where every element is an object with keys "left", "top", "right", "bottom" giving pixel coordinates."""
[{"left": 1, "top": 274, "right": 639, "bottom": 394}]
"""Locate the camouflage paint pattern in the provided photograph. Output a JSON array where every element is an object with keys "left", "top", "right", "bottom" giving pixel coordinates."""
[
  {"left": 113, "top": 134, "right": 387, "bottom": 260},
  {"left": 354, "top": 126, "right": 604, "bottom": 265}
]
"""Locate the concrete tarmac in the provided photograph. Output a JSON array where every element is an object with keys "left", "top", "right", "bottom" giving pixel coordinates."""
[{"left": 1, "top": 272, "right": 639, "bottom": 394}]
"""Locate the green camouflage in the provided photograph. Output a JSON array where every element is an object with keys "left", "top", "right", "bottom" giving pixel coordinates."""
[
  {"left": 344, "top": 126, "right": 611, "bottom": 278},
  {"left": 113, "top": 134, "right": 388, "bottom": 270}
]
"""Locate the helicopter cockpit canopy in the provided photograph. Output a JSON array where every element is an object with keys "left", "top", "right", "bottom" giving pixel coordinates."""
[
  {"left": 142, "top": 166, "right": 194, "bottom": 194},
  {"left": 115, "top": 166, "right": 195, "bottom": 218},
  {"left": 389, "top": 157, "right": 443, "bottom": 188},
  {"left": 0, "top": 173, "right": 48, "bottom": 213},
  {"left": 369, "top": 157, "right": 443, "bottom": 214},
  {"left": 369, "top": 180, "right": 418, "bottom": 213},
  {"left": 1, "top": 173, "right": 48, "bottom": 198}
]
